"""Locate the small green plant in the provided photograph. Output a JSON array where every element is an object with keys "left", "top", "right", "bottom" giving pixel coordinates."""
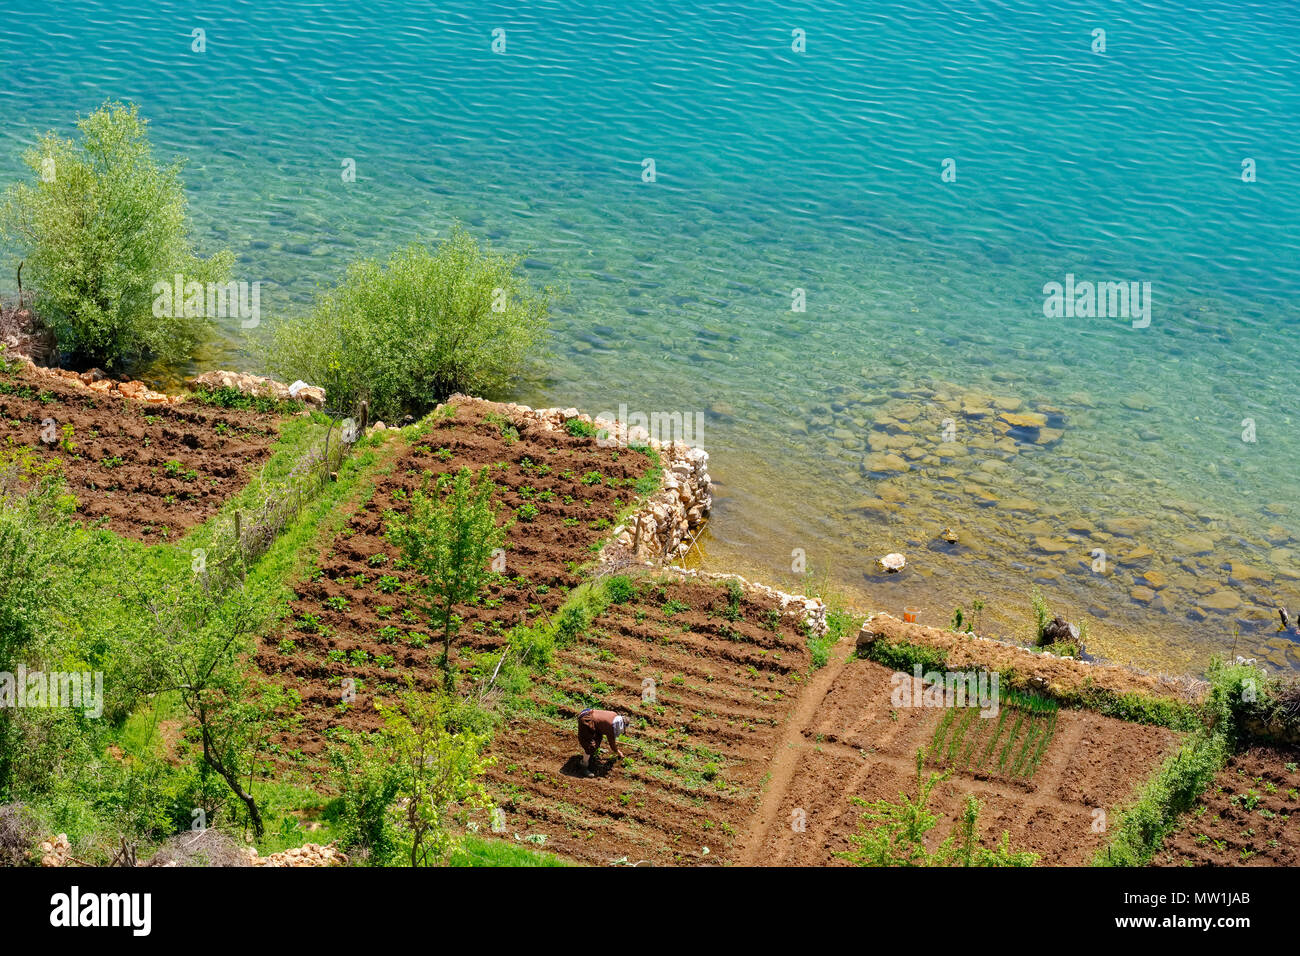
[
  {"left": 722, "top": 579, "right": 744, "bottom": 622},
  {"left": 839, "top": 749, "right": 1036, "bottom": 867},
  {"left": 951, "top": 598, "right": 985, "bottom": 634},
  {"left": 1031, "top": 588, "right": 1051, "bottom": 644},
  {"left": 663, "top": 599, "right": 690, "bottom": 618}
]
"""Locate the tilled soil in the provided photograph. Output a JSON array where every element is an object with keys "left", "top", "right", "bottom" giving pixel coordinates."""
[
  {"left": 740, "top": 657, "right": 1182, "bottom": 866},
  {"left": 256, "top": 398, "right": 655, "bottom": 760},
  {"left": 1155, "top": 745, "right": 1300, "bottom": 866},
  {"left": 480, "top": 577, "right": 813, "bottom": 866},
  {"left": 0, "top": 363, "right": 286, "bottom": 540}
]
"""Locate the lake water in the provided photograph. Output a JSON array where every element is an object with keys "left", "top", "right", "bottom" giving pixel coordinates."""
[{"left": 2, "top": 0, "right": 1298, "bottom": 674}]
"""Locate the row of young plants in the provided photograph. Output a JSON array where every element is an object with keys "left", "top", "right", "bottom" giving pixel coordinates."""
[
  {"left": 930, "top": 688, "right": 1060, "bottom": 781},
  {"left": 855, "top": 626, "right": 1296, "bottom": 865}
]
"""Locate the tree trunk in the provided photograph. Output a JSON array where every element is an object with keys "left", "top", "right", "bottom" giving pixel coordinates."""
[{"left": 200, "top": 719, "right": 264, "bottom": 839}]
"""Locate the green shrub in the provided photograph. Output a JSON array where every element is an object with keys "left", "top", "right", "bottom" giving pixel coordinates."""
[
  {"left": 605, "top": 575, "right": 636, "bottom": 604},
  {"left": 1094, "top": 726, "right": 1229, "bottom": 866},
  {"left": 840, "top": 749, "right": 1037, "bottom": 867},
  {"left": 859, "top": 635, "right": 948, "bottom": 674},
  {"left": 326, "top": 731, "right": 400, "bottom": 865},
  {"left": 267, "top": 225, "right": 550, "bottom": 419},
  {"left": 510, "top": 623, "right": 556, "bottom": 670},
  {"left": 0, "top": 101, "right": 232, "bottom": 369}
]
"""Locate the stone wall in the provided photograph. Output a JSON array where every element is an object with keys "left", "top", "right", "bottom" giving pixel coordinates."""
[
  {"left": 661, "top": 566, "right": 828, "bottom": 637},
  {"left": 3, "top": 352, "right": 182, "bottom": 405},
  {"left": 191, "top": 369, "right": 325, "bottom": 407},
  {"left": 480, "top": 399, "right": 714, "bottom": 565},
  {"left": 856, "top": 611, "right": 1208, "bottom": 703}
]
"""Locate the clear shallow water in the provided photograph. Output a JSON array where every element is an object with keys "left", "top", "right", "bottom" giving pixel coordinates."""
[{"left": 2, "top": 0, "right": 1298, "bottom": 674}]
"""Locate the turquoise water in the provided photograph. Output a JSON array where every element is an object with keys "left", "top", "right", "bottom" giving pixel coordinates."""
[{"left": 2, "top": 0, "right": 1298, "bottom": 673}]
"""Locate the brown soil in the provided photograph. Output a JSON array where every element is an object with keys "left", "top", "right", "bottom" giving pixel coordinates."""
[
  {"left": 256, "top": 398, "right": 656, "bottom": 761},
  {"left": 0, "top": 362, "right": 286, "bottom": 540},
  {"left": 480, "top": 576, "right": 813, "bottom": 866},
  {"left": 738, "top": 656, "right": 1183, "bottom": 866},
  {"left": 1155, "top": 745, "right": 1300, "bottom": 866}
]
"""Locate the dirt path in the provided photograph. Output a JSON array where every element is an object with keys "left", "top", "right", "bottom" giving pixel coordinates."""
[
  {"left": 735, "top": 637, "right": 857, "bottom": 865},
  {"left": 732, "top": 645, "right": 1181, "bottom": 866}
]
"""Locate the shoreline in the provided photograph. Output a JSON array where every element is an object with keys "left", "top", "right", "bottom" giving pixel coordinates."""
[{"left": 3, "top": 298, "right": 1290, "bottom": 690}]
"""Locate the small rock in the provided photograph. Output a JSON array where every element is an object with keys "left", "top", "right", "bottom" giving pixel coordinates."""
[
  {"left": 879, "top": 553, "right": 906, "bottom": 572},
  {"left": 1130, "top": 586, "right": 1157, "bottom": 605}
]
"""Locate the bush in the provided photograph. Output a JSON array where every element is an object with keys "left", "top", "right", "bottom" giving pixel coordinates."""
[
  {"left": 327, "top": 731, "right": 400, "bottom": 865},
  {"left": 840, "top": 749, "right": 1037, "bottom": 867},
  {"left": 859, "top": 635, "right": 948, "bottom": 675},
  {"left": 0, "top": 101, "right": 232, "bottom": 369},
  {"left": 0, "top": 803, "right": 39, "bottom": 866},
  {"left": 604, "top": 575, "right": 636, "bottom": 604},
  {"left": 268, "top": 225, "right": 550, "bottom": 420}
]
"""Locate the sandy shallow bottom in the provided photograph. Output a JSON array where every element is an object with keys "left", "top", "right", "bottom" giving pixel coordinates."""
[{"left": 687, "top": 380, "right": 1300, "bottom": 679}]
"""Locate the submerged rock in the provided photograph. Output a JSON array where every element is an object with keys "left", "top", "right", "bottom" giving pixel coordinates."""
[{"left": 879, "top": 552, "right": 906, "bottom": 572}]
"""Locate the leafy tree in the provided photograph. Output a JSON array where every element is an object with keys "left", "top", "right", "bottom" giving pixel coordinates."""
[
  {"left": 268, "top": 225, "right": 551, "bottom": 420},
  {"left": 379, "top": 687, "right": 494, "bottom": 867},
  {"left": 328, "top": 686, "right": 493, "bottom": 867},
  {"left": 0, "top": 451, "right": 78, "bottom": 796},
  {"left": 134, "top": 568, "right": 290, "bottom": 839},
  {"left": 0, "top": 101, "right": 232, "bottom": 369},
  {"left": 385, "top": 467, "right": 509, "bottom": 686}
]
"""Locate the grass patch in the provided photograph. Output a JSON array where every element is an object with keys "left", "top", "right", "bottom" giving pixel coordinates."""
[{"left": 449, "top": 834, "right": 574, "bottom": 867}]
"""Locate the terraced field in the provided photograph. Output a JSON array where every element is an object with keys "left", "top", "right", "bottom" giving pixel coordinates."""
[
  {"left": 257, "top": 398, "right": 658, "bottom": 760},
  {"left": 1156, "top": 745, "right": 1300, "bottom": 866},
  {"left": 0, "top": 361, "right": 290, "bottom": 540},
  {"left": 739, "top": 657, "right": 1184, "bottom": 866},
  {"left": 482, "top": 576, "right": 814, "bottom": 865}
]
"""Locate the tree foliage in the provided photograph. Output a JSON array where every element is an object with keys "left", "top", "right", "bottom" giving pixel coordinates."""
[
  {"left": 385, "top": 466, "right": 509, "bottom": 686},
  {"left": 329, "top": 687, "right": 494, "bottom": 866},
  {"left": 0, "top": 100, "right": 232, "bottom": 368},
  {"left": 268, "top": 225, "right": 550, "bottom": 419}
]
